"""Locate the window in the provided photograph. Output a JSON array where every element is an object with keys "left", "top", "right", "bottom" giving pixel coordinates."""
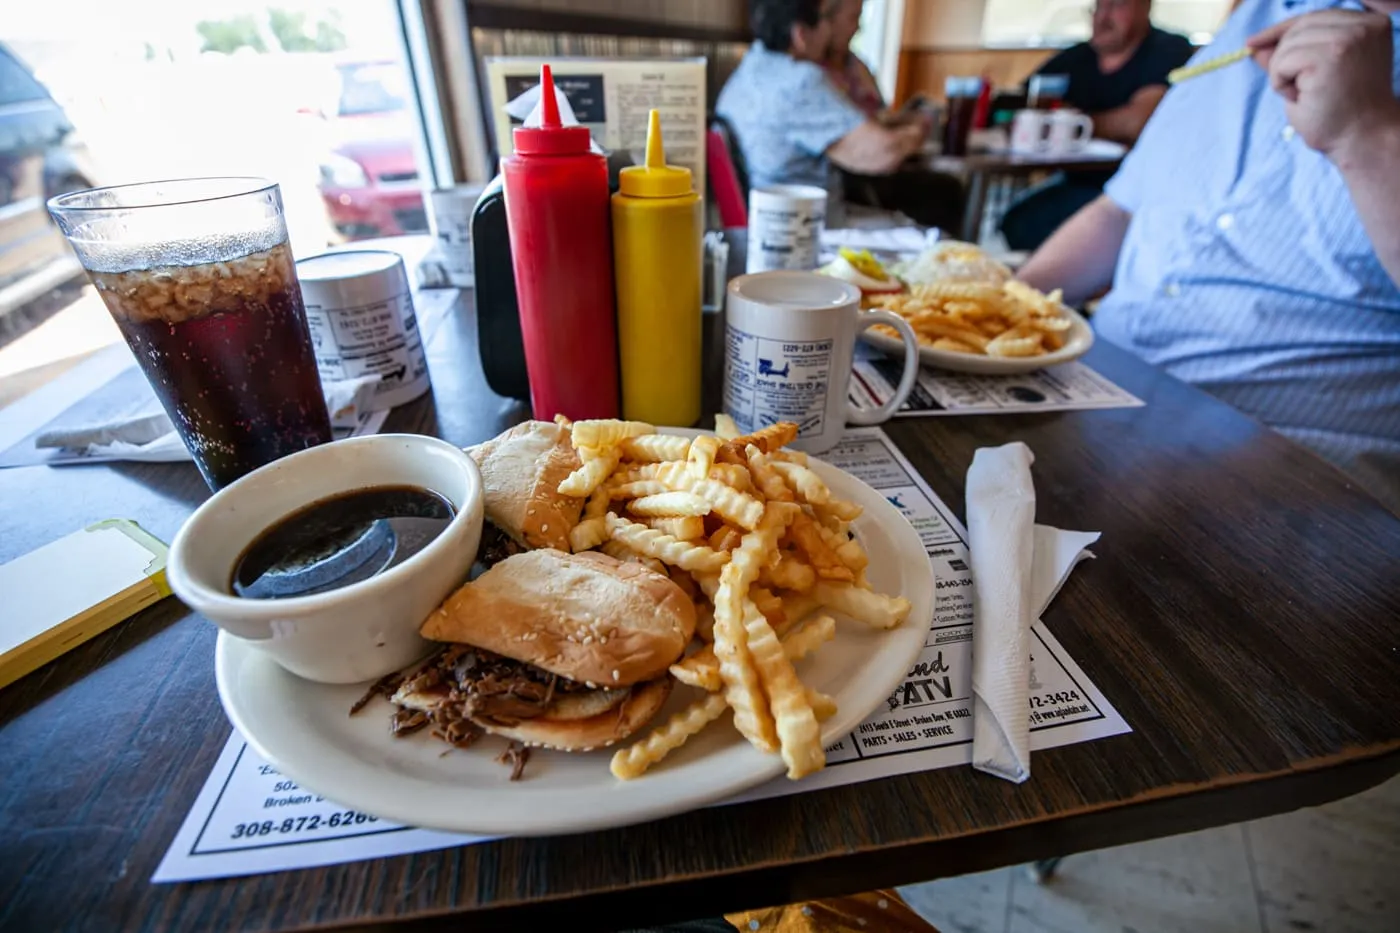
[
  {"left": 851, "top": 0, "right": 900, "bottom": 104},
  {"left": 0, "top": 1, "right": 439, "bottom": 401},
  {"left": 982, "top": 0, "right": 1235, "bottom": 48},
  {"left": 0, "top": 49, "right": 48, "bottom": 106},
  {"left": 2, "top": 1, "right": 435, "bottom": 268},
  {"left": 336, "top": 62, "right": 412, "bottom": 118}
]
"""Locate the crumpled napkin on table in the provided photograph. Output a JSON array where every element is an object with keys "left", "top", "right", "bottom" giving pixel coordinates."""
[
  {"left": 966, "top": 442, "right": 1100, "bottom": 783},
  {"left": 34, "top": 375, "right": 381, "bottom": 464}
]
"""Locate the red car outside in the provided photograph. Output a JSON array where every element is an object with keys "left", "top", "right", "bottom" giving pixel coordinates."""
[{"left": 317, "top": 61, "right": 427, "bottom": 239}]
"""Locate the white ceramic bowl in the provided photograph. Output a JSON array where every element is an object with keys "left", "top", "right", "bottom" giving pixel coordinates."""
[{"left": 167, "top": 434, "right": 483, "bottom": 684}]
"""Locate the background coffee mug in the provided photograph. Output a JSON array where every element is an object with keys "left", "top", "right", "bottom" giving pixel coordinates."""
[
  {"left": 746, "top": 184, "right": 827, "bottom": 274},
  {"left": 1048, "top": 109, "right": 1094, "bottom": 153},
  {"left": 1011, "top": 110, "right": 1052, "bottom": 154},
  {"left": 723, "top": 271, "right": 920, "bottom": 454}
]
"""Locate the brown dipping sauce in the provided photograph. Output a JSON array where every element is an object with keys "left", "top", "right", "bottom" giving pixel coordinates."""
[{"left": 231, "top": 485, "right": 455, "bottom": 599}]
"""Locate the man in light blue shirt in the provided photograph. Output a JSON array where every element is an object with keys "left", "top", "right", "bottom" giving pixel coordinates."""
[{"left": 1019, "top": 0, "right": 1400, "bottom": 513}]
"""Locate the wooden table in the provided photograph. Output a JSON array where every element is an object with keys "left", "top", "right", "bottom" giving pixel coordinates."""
[
  {"left": 929, "top": 146, "right": 1125, "bottom": 242},
  {"left": 2, "top": 286, "right": 1399, "bottom": 933}
]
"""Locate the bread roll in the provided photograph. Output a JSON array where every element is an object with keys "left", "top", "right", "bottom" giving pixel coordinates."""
[
  {"left": 420, "top": 549, "right": 696, "bottom": 687},
  {"left": 467, "top": 420, "right": 582, "bottom": 552},
  {"left": 486, "top": 679, "right": 673, "bottom": 751}
]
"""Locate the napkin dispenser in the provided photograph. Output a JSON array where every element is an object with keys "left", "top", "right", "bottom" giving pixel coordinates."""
[{"left": 471, "top": 175, "right": 530, "bottom": 401}]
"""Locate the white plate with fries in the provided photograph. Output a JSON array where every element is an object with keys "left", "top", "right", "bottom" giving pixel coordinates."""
[
  {"left": 215, "top": 424, "right": 933, "bottom": 836},
  {"left": 861, "top": 280, "right": 1094, "bottom": 375}
]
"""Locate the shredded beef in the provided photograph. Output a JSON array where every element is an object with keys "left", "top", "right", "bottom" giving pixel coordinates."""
[
  {"left": 497, "top": 741, "right": 531, "bottom": 781},
  {"left": 356, "top": 644, "right": 589, "bottom": 780},
  {"left": 349, "top": 667, "right": 409, "bottom": 716},
  {"left": 390, "top": 708, "right": 429, "bottom": 736},
  {"left": 448, "top": 647, "right": 560, "bottom": 726},
  {"left": 429, "top": 706, "right": 485, "bottom": 749},
  {"left": 476, "top": 522, "right": 525, "bottom": 570}
]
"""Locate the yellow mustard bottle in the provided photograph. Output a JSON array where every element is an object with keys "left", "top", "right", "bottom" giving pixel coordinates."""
[{"left": 612, "top": 109, "right": 702, "bottom": 426}]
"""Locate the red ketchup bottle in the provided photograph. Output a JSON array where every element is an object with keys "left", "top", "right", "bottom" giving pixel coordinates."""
[{"left": 502, "top": 64, "right": 620, "bottom": 421}]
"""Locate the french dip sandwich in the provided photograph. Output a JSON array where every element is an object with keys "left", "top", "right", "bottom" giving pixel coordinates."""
[
  {"left": 379, "top": 421, "right": 694, "bottom": 761},
  {"left": 468, "top": 419, "right": 583, "bottom": 565},
  {"left": 395, "top": 548, "right": 693, "bottom": 751}
]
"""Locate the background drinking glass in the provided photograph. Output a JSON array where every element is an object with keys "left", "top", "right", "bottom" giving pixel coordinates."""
[
  {"left": 1027, "top": 74, "right": 1070, "bottom": 110},
  {"left": 48, "top": 178, "right": 332, "bottom": 490},
  {"left": 942, "top": 76, "right": 983, "bottom": 157}
]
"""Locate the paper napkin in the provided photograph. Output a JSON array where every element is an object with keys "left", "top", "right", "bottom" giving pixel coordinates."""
[
  {"left": 35, "top": 375, "right": 381, "bottom": 464},
  {"left": 506, "top": 79, "right": 606, "bottom": 155},
  {"left": 967, "top": 442, "right": 1100, "bottom": 783}
]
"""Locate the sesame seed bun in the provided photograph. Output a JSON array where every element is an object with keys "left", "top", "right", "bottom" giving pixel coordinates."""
[
  {"left": 482, "top": 678, "right": 674, "bottom": 752},
  {"left": 466, "top": 420, "right": 583, "bottom": 552},
  {"left": 419, "top": 549, "right": 697, "bottom": 687}
]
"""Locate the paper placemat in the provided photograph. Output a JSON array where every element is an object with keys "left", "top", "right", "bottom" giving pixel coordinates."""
[
  {"left": 153, "top": 426, "right": 1130, "bottom": 882},
  {"left": 849, "top": 345, "right": 1142, "bottom": 417}
]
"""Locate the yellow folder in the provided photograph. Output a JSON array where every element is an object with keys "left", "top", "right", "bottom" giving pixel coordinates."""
[{"left": 0, "top": 520, "right": 170, "bottom": 689}]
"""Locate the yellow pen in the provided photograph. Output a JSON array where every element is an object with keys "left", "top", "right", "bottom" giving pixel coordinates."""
[{"left": 1168, "top": 48, "right": 1252, "bottom": 85}]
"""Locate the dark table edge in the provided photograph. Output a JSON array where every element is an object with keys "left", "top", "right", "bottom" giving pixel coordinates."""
[{"left": 310, "top": 746, "right": 1400, "bottom": 933}]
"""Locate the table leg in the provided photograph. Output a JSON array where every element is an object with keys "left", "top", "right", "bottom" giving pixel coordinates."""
[{"left": 960, "top": 170, "right": 989, "bottom": 243}]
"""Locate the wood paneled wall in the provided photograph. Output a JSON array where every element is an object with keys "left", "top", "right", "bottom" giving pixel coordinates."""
[
  {"left": 471, "top": 0, "right": 748, "bottom": 31},
  {"left": 902, "top": 0, "right": 988, "bottom": 48},
  {"left": 893, "top": 1, "right": 1056, "bottom": 103}
]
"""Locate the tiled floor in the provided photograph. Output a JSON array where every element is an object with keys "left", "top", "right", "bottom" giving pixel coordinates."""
[{"left": 899, "top": 774, "right": 1400, "bottom": 933}]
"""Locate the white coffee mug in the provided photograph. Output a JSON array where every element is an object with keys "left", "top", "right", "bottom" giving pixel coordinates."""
[
  {"left": 723, "top": 271, "right": 920, "bottom": 454},
  {"left": 746, "top": 184, "right": 827, "bottom": 273},
  {"left": 1048, "top": 109, "right": 1094, "bottom": 154},
  {"left": 1010, "top": 110, "right": 1052, "bottom": 154}
]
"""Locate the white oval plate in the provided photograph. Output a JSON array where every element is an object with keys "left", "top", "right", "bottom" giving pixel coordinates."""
[
  {"left": 861, "top": 303, "right": 1094, "bottom": 375},
  {"left": 215, "top": 444, "right": 934, "bottom": 836}
]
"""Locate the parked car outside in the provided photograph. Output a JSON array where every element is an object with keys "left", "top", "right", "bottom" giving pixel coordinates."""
[
  {"left": 0, "top": 42, "right": 99, "bottom": 314},
  {"left": 316, "top": 60, "right": 427, "bottom": 239}
]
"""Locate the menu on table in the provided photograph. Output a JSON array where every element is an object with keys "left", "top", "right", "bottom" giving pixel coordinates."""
[
  {"left": 484, "top": 57, "right": 707, "bottom": 205},
  {"left": 153, "top": 427, "right": 1130, "bottom": 883},
  {"left": 850, "top": 345, "right": 1143, "bottom": 417}
]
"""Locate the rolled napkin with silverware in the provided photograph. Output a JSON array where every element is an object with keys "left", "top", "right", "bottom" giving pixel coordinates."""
[{"left": 967, "top": 442, "right": 1101, "bottom": 783}]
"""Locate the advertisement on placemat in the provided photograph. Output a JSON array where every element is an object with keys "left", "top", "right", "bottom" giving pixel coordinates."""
[{"left": 850, "top": 345, "right": 1143, "bottom": 416}]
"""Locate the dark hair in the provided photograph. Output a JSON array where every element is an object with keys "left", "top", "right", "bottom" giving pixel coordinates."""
[{"left": 750, "top": 0, "right": 823, "bottom": 53}]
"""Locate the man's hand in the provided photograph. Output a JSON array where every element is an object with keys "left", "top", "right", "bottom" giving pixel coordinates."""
[
  {"left": 1250, "top": 8, "right": 1400, "bottom": 287},
  {"left": 1248, "top": 9, "right": 1400, "bottom": 162},
  {"left": 910, "top": 111, "right": 935, "bottom": 142}
]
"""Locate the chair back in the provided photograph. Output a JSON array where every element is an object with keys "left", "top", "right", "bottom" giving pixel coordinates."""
[{"left": 706, "top": 120, "right": 748, "bottom": 228}]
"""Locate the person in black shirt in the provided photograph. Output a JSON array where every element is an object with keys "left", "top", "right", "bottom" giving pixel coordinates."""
[{"left": 1000, "top": 0, "right": 1194, "bottom": 251}]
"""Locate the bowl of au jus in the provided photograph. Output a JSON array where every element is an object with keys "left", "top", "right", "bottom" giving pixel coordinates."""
[{"left": 167, "top": 434, "right": 483, "bottom": 683}]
